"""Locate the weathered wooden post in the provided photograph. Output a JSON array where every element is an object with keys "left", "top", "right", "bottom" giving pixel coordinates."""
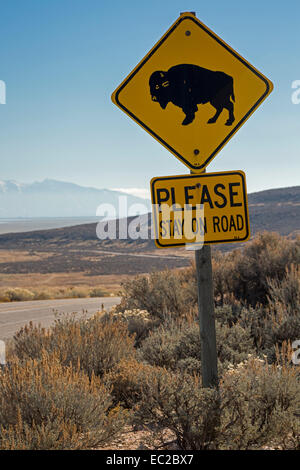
[
  {"left": 191, "top": 164, "right": 218, "bottom": 389},
  {"left": 194, "top": 244, "right": 218, "bottom": 388}
]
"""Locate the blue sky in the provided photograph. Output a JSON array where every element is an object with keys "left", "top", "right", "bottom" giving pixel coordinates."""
[{"left": 0, "top": 0, "right": 299, "bottom": 196}]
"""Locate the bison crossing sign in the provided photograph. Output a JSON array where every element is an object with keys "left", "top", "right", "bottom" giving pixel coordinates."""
[
  {"left": 111, "top": 12, "right": 273, "bottom": 172},
  {"left": 151, "top": 171, "right": 250, "bottom": 248},
  {"left": 111, "top": 11, "right": 273, "bottom": 389}
]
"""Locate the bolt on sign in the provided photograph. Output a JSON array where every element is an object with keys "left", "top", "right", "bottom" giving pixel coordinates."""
[
  {"left": 111, "top": 12, "right": 273, "bottom": 172},
  {"left": 151, "top": 171, "right": 250, "bottom": 248}
]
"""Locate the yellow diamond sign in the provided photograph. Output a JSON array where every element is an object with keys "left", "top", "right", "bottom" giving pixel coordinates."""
[{"left": 112, "top": 12, "right": 273, "bottom": 172}]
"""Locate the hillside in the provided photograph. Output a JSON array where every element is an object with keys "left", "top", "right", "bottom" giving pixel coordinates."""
[
  {"left": 0, "top": 186, "right": 298, "bottom": 281},
  {"left": 248, "top": 186, "right": 300, "bottom": 236}
]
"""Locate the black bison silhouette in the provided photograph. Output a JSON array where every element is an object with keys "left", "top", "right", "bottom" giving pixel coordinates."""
[{"left": 149, "top": 64, "right": 235, "bottom": 126}]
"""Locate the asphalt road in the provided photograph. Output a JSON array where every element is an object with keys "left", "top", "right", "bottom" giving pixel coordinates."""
[{"left": 0, "top": 296, "right": 121, "bottom": 340}]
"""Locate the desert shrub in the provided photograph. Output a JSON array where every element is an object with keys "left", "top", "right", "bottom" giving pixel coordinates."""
[
  {"left": 265, "top": 312, "right": 300, "bottom": 355},
  {"left": 33, "top": 290, "right": 52, "bottom": 300},
  {"left": 219, "top": 356, "right": 300, "bottom": 449},
  {"left": 117, "top": 233, "right": 299, "bottom": 327},
  {"left": 89, "top": 287, "right": 107, "bottom": 297},
  {"left": 0, "top": 413, "right": 81, "bottom": 450},
  {"left": 2, "top": 288, "right": 35, "bottom": 302},
  {"left": 267, "top": 264, "right": 300, "bottom": 314},
  {"left": 119, "top": 270, "right": 196, "bottom": 320},
  {"left": 133, "top": 357, "right": 299, "bottom": 450},
  {"left": 134, "top": 368, "right": 220, "bottom": 450},
  {"left": 140, "top": 320, "right": 193, "bottom": 370},
  {"left": 106, "top": 358, "right": 158, "bottom": 408},
  {"left": 212, "top": 233, "right": 300, "bottom": 306},
  {"left": 176, "top": 357, "right": 202, "bottom": 376},
  {"left": 13, "top": 315, "right": 136, "bottom": 378},
  {"left": 234, "top": 232, "right": 299, "bottom": 305},
  {"left": 0, "top": 292, "right": 10, "bottom": 302},
  {"left": 140, "top": 317, "right": 254, "bottom": 372},
  {"left": 0, "top": 352, "right": 128, "bottom": 450},
  {"left": 262, "top": 310, "right": 300, "bottom": 363},
  {"left": 249, "top": 266, "right": 300, "bottom": 361},
  {"left": 107, "top": 308, "right": 159, "bottom": 346},
  {"left": 65, "top": 286, "right": 89, "bottom": 298},
  {"left": 214, "top": 303, "right": 245, "bottom": 326},
  {"left": 118, "top": 233, "right": 299, "bottom": 317},
  {"left": 216, "top": 321, "right": 255, "bottom": 367},
  {"left": 0, "top": 286, "right": 109, "bottom": 302},
  {"left": 176, "top": 264, "right": 198, "bottom": 305},
  {"left": 212, "top": 251, "right": 236, "bottom": 305}
]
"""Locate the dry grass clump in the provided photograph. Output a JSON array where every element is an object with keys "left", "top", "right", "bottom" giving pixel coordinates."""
[
  {"left": 13, "top": 314, "right": 136, "bottom": 378},
  {"left": 119, "top": 232, "right": 299, "bottom": 317},
  {"left": 267, "top": 264, "right": 300, "bottom": 314},
  {"left": 138, "top": 315, "right": 255, "bottom": 374},
  {"left": 219, "top": 356, "right": 300, "bottom": 450},
  {"left": 0, "top": 288, "right": 35, "bottom": 302},
  {"left": 212, "top": 232, "right": 300, "bottom": 306},
  {"left": 105, "top": 358, "right": 158, "bottom": 408},
  {"left": 0, "top": 285, "right": 108, "bottom": 302},
  {"left": 119, "top": 270, "right": 197, "bottom": 320},
  {"left": 106, "top": 356, "right": 299, "bottom": 450},
  {"left": 133, "top": 368, "right": 220, "bottom": 450},
  {"left": 107, "top": 308, "right": 158, "bottom": 346},
  {"left": 0, "top": 352, "right": 128, "bottom": 450}
]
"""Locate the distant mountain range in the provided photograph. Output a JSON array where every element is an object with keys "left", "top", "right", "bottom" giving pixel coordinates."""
[
  {"left": 0, "top": 185, "right": 299, "bottom": 248},
  {"left": 0, "top": 179, "right": 151, "bottom": 218},
  {"left": 0, "top": 180, "right": 299, "bottom": 241}
]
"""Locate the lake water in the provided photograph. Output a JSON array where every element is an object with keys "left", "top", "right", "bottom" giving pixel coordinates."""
[{"left": 0, "top": 217, "right": 101, "bottom": 234}]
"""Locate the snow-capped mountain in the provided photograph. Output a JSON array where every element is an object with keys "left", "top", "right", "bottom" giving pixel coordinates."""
[{"left": 0, "top": 179, "right": 151, "bottom": 217}]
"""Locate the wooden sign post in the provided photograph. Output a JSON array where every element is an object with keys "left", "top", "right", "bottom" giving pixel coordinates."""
[
  {"left": 194, "top": 244, "right": 218, "bottom": 387},
  {"left": 192, "top": 166, "right": 218, "bottom": 389}
]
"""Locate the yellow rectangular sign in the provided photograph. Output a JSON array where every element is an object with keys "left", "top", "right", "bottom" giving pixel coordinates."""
[{"left": 151, "top": 171, "right": 250, "bottom": 248}]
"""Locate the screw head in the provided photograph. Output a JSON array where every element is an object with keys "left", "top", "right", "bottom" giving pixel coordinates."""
[
  {"left": 185, "top": 30, "right": 191, "bottom": 36},
  {"left": 194, "top": 149, "right": 200, "bottom": 155}
]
